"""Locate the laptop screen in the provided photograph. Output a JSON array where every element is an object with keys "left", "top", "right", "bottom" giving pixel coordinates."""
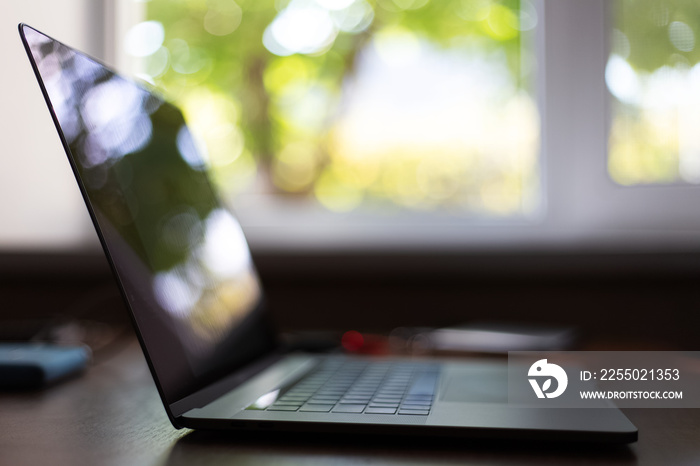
[{"left": 21, "top": 25, "right": 277, "bottom": 404}]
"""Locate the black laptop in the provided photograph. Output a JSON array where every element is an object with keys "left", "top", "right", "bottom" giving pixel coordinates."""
[{"left": 19, "top": 23, "right": 637, "bottom": 443}]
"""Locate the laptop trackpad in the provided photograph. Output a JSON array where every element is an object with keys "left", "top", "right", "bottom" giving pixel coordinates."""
[{"left": 441, "top": 367, "right": 508, "bottom": 404}]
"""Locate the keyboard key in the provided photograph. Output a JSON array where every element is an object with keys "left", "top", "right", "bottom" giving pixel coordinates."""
[
  {"left": 373, "top": 397, "right": 401, "bottom": 403},
  {"left": 398, "top": 409, "right": 430, "bottom": 415},
  {"left": 401, "top": 406, "right": 432, "bottom": 412},
  {"left": 365, "top": 407, "right": 397, "bottom": 414},
  {"left": 339, "top": 398, "right": 370, "bottom": 404},
  {"left": 332, "top": 404, "right": 366, "bottom": 413},
  {"left": 369, "top": 402, "right": 399, "bottom": 408},
  {"left": 299, "top": 404, "right": 334, "bottom": 412},
  {"left": 382, "top": 384, "right": 408, "bottom": 390},
  {"left": 352, "top": 385, "right": 379, "bottom": 391},
  {"left": 401, "top": 400, "right": 432, "bottom": 406},
  {"left": 271, "top": 401, "right": 305, "bottom": 406},
  {"left": 404, "top": 395, "right": 433, "bottom": 401},
  {"left": 268, "top": 405, "right": 300, "bottom": 411},
  {"left": 307, "top": 400, "right": 337, "bottom": 405}
]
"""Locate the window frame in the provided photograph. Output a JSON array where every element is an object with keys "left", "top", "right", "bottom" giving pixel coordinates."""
[{"left": 545, "top": 1, "right": 700, "bottom": 235}]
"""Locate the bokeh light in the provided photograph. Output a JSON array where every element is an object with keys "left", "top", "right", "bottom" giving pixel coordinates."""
[
  {"left": 204, "top": 0, "right": 243, "bottom": 36},
  {"left": 124, "top": 21, "right": 165, "bottom": 57}
]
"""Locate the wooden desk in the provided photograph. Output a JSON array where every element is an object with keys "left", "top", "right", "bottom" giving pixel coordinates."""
[{"left": 1, "top": 338, "right": 698, "bottom": 466}]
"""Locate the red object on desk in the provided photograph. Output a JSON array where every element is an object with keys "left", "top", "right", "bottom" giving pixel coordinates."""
[{"left": 341, "top": 331, "right": 390, "bottom": 355}]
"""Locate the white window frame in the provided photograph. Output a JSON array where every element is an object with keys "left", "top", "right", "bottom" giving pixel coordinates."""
[
  {"left": 542, "top": 0, "right": 700, "bottom": 248},
  {"left": 102, "top": 0, "right": 700, "bottom": 253}
]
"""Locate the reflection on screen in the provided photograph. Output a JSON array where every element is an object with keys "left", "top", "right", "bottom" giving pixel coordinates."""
[{"left": 23, "top": 26, "right": 274, "bottom": 403}]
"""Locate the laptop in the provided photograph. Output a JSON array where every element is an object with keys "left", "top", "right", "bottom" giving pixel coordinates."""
[{"left": 19, "top": 23, "right": 637, "bottom": 443}]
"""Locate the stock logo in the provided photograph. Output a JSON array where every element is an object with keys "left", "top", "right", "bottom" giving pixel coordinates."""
[{"left": 528, "top": 359, "right": 568, "bottom": 399}]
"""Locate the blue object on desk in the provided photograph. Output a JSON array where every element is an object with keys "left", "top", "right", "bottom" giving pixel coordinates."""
[{"left": 0, "top": 343, "right": 91, "bottom": 389}]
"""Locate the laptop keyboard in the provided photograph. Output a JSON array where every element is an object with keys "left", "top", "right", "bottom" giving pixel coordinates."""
[{"left": 247, "top": 359, "right": 440, "bottom": 415}]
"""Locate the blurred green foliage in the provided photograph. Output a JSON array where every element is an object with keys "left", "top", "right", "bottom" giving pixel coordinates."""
[
  {"left": 143, "top": 0, "right": 535, "bottom": 213},
  {"left": 614, "top": 0, "right": 700, "bottom": 71}
]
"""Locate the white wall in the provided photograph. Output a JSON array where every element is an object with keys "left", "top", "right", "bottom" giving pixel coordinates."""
[{"left": 0, "top": 1, "right": 104, "bottom": 250}]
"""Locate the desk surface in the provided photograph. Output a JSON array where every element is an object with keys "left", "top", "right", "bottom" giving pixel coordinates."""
[{"left": 1, "top": 338, "right": 698, "bottom": 466}]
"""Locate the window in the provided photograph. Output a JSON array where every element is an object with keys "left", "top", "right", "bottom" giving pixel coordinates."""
[
  {"left": 5, "top": 0, "right": 700, "bottom": 253},
  {"left": 607, "top": 0, "right": 700, "bottom": 186},
  {"left": 104, "top": 0, "right": 700, "bottom": 251},
  {"left": 122, "top": 0, "right": 540, "bottom": 221}
]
